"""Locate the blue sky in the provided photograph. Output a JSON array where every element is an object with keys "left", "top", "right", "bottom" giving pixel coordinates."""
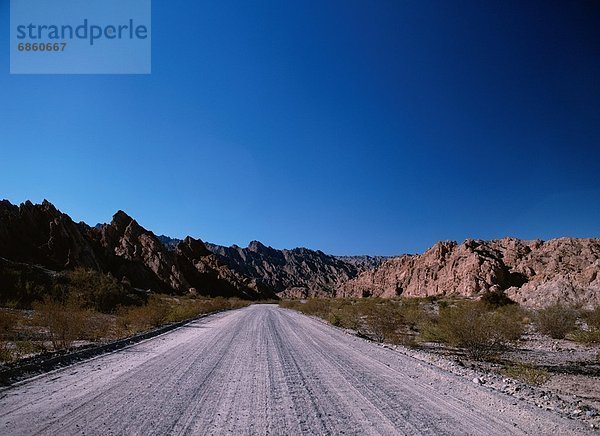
[{"left": 1, "top": 1, "right": 599, "bottom": 255}]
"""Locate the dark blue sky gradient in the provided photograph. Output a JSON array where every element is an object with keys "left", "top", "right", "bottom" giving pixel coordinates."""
[{"left": 1, "top": 1, "right": 599, "bottom": 255}]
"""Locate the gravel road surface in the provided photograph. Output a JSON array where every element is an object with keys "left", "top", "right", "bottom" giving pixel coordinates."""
[{"left": 0, "top": 305, "right": 591, "bottom": 435}]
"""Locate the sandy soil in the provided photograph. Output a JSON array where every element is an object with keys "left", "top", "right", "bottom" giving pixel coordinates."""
[{"left": 0, "top": 305, "right": 592, "bottom": 435}]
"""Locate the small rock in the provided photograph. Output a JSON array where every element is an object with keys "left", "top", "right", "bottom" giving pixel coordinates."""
[
  {"left": 586, "top": 410, "right": 597, "bottom": 417},
  {"left": 571, "top": 409, "right": 582, "bottom": 416},
  {"left": 472, "top": 377, "right": 483, "bottom": 385}
]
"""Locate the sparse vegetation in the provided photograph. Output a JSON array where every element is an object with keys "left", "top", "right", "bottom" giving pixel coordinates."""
[
  {"left": 572, "top": 307, "right": 600, "bottom": 344},
  {"left": 116, "top": 296, "right": 249, "bottom": 335},
  {"left": 280, "top": 297, "right": 432, "bottom": 347},
  {"left": 479, "top": 290, "right": 517, "bottom": 308},
  {"left": 535, "top": 304, "right": 578, "bottom": 339},
  {"left": 280, "top": 296, "right": 526, "bottom": 358},
  {"left": 572, "top": 329, "right": 600, "bottom": 344},
  {"left": 0, "top": 292, "right": 251, "bottom": 363},
  {"left": 581, "top": 307, "right": 600, "bottom": 331},
  {"left": 434, "top": 301, "right": 526, "bottom": 359},
  {"left": 33, "top": 297, "right": 91, "bottom": 350},
  {"left": 502, "top": 362, "right": 550, "bottom": 386}
]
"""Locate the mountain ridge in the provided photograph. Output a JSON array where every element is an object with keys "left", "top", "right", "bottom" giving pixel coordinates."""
[
  {"left": 2, "top": 199, "right": 599, "bottom": 307},
  {"left": 337, "top": 237, "right": 600, "bottom": 307}
]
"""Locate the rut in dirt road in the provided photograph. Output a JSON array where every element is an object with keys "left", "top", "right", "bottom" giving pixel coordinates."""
[{"left": 0, "top": 305, "right": 591, "bottom": 435}]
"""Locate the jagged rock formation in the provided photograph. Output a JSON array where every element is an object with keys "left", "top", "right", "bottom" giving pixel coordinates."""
[
  {"left": 204, "top": 241, "right": 366, "bottom": 298},
  {"left": 334, "top": 255, "right": 389, "bottom": 272},
  {"left": 0, "top": 200, "right": 101, "bottom": 270},
  {"left": 4, "top": 200, "right": 597, "bottom": 307},
  {"left": 0, "top": 200, "right": 274, "bottom": 300},
  {"left": 337, "top": 238, "right": 600, "bottom": 307},
  {"left": 157, "top": 235, "right": 181, "bottom": 251}
]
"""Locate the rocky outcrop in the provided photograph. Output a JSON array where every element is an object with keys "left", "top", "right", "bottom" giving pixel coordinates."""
[
  {"left": 0, "top": 200, "right": 101, "bottom": 270},
  {"left": 334, "top": 255, "right": 389, "bottom": 272},
  {"left": 89, "top": 212, "right": 276, "bottom": 299},
  {"left": 337, "top": 238, "right": 600, "bottom": 307},
  {"left": 89, "top": 211, "right": 190, "bottom": 293},
  {"left": 175, "top": 237, "right": 273, "bottom": 299},
  {"left": 4, "top": 200, "right": 597, "bottom": 307},
  {"left": 205, "top": 241, "right": 364, "bottom": 297},
  {"left": 0, "top": 200, "right": 274, "bottom": 300}
]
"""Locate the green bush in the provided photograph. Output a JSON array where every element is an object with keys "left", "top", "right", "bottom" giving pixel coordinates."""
[
  {"left": 480, "top": 290, "right": 516, "bottom": 308},
  {"left": 336, "top": 303, "right": 361, "bottom": 330},
  {"left": 60, "top": 268, "right": 143, "bottom": 313},
  {"left": 398, "top": 300, "right": 431, "bottom": 330},
  {"left": 535, "top": 304, "right": 578, "bottom": 339},
  {"left": 436, "top": 301, "right": 525, "bottom": 359},
  {"left": 363, "top": 300, "right": 404, "bottom": 343}
]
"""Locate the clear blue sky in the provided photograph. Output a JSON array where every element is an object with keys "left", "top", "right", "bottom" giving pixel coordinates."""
[{"left": 1, "top": 1, "right": 599, "bottom": 255}]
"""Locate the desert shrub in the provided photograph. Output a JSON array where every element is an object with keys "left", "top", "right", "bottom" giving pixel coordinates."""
[
  {"left": 0, "top": 344, "right": 14, "bottom": 363},
  {"left": 297, "top": 299, "right": 334, "bottom": 319},
  {"left": 502, "top": 362, "right": 550, "bottom": 386},
  {"left": 77, "top": 312, "right": 114, "bottom": 342},
  {"left": 0, "top": 311, "right": 17, "bottom": 363},
  {"left": 116, "top": 295, "right": 169, "bottom": 334},
  {"left": 166, "top": 303, "right": 201, "bottom": 323},
  {"left": 0, "top": 260, "right": 55, "bottom": 308},
  {"left": 334, "top": 302, "right": 361, "bottom": 330},
  {"left": 115, "top": 295, "right": 246, "bottom": 335},
  {"left": 278, "top": 300, "right": 302, "bottom": 311},
  {"left": 363, "top": 300, "right": 404, "bottom": 343},
  {"left": 436, "top": 301, "right": 525, "bottom": 359},
  {"left": 582, "top": 307, "right": 600, "bottom": 330},
  {"left": 328, "top": 311, "right": 342, "bottom": 326},
  {"left": 32, "top": 297, "right": 90, "bottom": 350},
  {"left": 493, "top": 304, "right": 527, "bottom": 341},
  {"left": 0, "top": 310, "right": 16, "bottom": 340},
  {"left": 13, "top": 340, "right": 44, "bottom": 359},
  {"left": 535, "top": 304, "right": 578, "bottom": 339},
  {"left": 398, "top": 300, "right": 431, "bottom": 330},
  {"left": 572, "top": 329, "right": 600, "bottom": 344},
  {"left": 480, "top": 290, "right": 516, "bottom": 308},
  {"left": 60, "top": 268, "right": 143, "bottom": 313}
]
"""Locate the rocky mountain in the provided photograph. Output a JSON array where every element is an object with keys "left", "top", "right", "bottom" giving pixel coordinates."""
[
  {"left": 0, "top": 200, "right": 101, "bottom": 271},
  {"left": 157, "top": 235, "right": 181, "bottom": 251},
  {"left": 337, "top": 237, "right": 600, "bottom": 307},
  {"left": 204, "top": 241, "right": 371, "bottom": 298},
  {"left": 4, "top": 200, "right": 597, "bottom": 307},
  {"left": 334, "top": 255, "right": 389, "bottom": 272},
  {"left": 0, "top": 200, "right": 274, "bottom": 300}
]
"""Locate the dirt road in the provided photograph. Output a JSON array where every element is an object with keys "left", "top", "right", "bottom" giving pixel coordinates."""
[{"left": 0, "top": 305, "right": 590, "bottom": 435}]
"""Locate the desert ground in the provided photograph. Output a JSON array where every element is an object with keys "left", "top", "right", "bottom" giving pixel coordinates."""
[{"left": 0, "top": 305, "right": 592, "bottom": 435}]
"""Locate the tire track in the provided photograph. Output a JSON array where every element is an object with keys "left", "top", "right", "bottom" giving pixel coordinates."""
[{"left": 0, "top": 305, "right": 592, "bottom": 436}]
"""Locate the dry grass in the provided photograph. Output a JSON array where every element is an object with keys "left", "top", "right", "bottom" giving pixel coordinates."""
[
  {"left": 280, "top": 297, "right": 526, "bottom": 358},
  {"left": 572, "top": 328, "right": 600, "bottom": 344},
  {"left": 115, "top": 296, "right": 249, "bottom": 335},
  {"left": 502, "top": 362, "right": 550, "bottom": 386},
  {"left": 279, "top": 298, "right": 431, "bottom": 347},
  {"left": 32, "top": 297, "right": 95, "bottom": 350},
  {"left": 0, "top": 295, "right": 251, "bottom": 362}
]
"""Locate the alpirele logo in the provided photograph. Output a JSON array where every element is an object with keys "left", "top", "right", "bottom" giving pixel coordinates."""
[{"left": 10, "top": 0, "right": 151, "bottom": 74}]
